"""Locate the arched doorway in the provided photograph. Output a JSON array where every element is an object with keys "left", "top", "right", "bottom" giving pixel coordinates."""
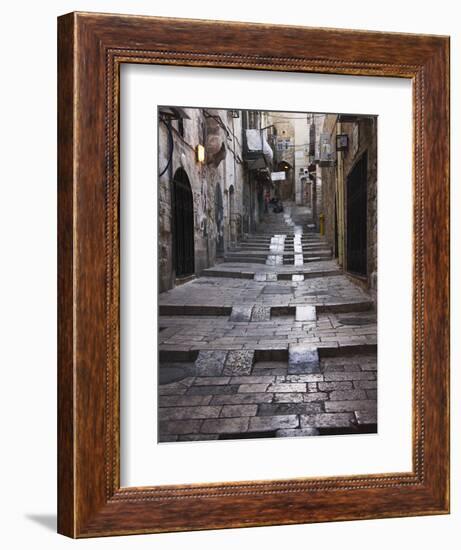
[
  {"left": 173, "top": 168, "right": 194, "bottom": 277},
  {"left": 228, "top": 185, "right": 235, "bottom": 245},
  {"left": 346, "top": 152, "right": 368, "bottom": 276},
  {"left": 215, "top": 183, "right": 224, "bottom": 256},
  {"left": 277, "top": 161, "right": 293, "bottom": 201}
]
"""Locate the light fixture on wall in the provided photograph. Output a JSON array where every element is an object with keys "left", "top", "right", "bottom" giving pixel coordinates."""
[
  {"left": 196, "top": 144, "right": 205, "bottom": 163},
  {"left": 336, "top": 134, "right": 349, "bottom": 151}
]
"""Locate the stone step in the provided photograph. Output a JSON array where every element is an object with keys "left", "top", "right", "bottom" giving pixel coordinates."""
[
  {"left": 288, "top": 344, "right": 320, "bottom": 374},
  {"left": 223, "top": 255, "right": 267, "bottom": 264},
  {"left": 159, "top": 300, "right": 373, "bottom": 320},
  {"left": 242, "top": 237, "right": 326, "bottom": 244},
  {"left": 225, "top": 250, "right": 332, "bottom": 259},
  {"left": 235, "top": 243, "right": 330, "bottom": 251},
  {"left": 159, "top": 304, "right": 232, "bottom": 316},
  {"left": 200, "top": 268, "right": 342, "bottom": 280}
]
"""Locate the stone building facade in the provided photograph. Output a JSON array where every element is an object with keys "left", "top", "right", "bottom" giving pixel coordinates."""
[
  {"left": 292, "top": 116, "right": 310, "bottom": 206},
  {"left": 319, "top": 114, "right": 378, "bottom": 302},
  {"left": 266, "top": 112, "right": 295, "bottom": 201},
  {"left": 158, "top": 107, "right": 273, "bottom": 293},
  {"left": 158, "top": 107, "right": 247, "bottom": 292}
]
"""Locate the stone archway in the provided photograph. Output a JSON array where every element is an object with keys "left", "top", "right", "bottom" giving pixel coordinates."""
[
  {"left": 172, "top": 168, "right": 195, "bottom": 277},
  {"left": 277, "top": 160, "right": 293, "bottom": 201}
]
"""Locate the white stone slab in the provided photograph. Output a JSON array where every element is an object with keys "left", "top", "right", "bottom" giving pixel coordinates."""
[
  {"left": 295, "top": 305, "right": 317, "bottom": 322},
  {"left": 294, "top": 254, "right": 304, "bottom": 266}
]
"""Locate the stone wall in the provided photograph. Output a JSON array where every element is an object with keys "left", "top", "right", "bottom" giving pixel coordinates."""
[
  {"left": 319, "top": 115, "right": 378, "bottom": 300},
  {"left": 341, "top": 117, "right": 378, "bottom": 300},
  {"left": 158, "top": 108, "right": 246, "bottom": 293},
  {"left": 319, "top": 115, "right": 339, "bottom": 257},
  {"left": 267, "top": 113, "right": 295, "bottom": 201}
]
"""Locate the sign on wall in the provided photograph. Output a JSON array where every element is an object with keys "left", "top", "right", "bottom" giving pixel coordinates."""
[{"left": 271, "top": 171, "right": 286, "bottom": 181}]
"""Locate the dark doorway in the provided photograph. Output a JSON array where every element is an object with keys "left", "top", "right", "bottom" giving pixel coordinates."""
[
  {"left": 334, "top": 198, "right": 339, "bottom": 259},
  {"left": 277, "top": 161, "right": 293, "bottom": 201},
  {"left": 173, "top": 168, "right": 194, "bottom": 277},
  {"left": 215, "top": 183, "right": 224, "bottom": 256},
  {"left": 346, "top": 153, "right": 368, "bottom": 275},
  {"left": 228, "top": 184, "right": 235, "bottom": 245}
]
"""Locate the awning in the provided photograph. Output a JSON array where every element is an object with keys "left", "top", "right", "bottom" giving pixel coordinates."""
[{"left": 246, "top": 129, "right": 274, "bottom": 161}]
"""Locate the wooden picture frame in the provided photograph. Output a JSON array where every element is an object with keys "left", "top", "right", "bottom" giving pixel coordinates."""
[{"left": 57, "top": 12, "right": 450, "bottom": 537}]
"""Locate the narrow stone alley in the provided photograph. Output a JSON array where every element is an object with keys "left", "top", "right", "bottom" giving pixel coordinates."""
[{"left": 158, "top": 204, "right": 377, "bottom": 442}]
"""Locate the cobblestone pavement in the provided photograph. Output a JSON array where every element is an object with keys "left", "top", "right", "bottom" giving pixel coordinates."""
[{"left": 158, "top": 205, "right": 377, "bottom": 442}]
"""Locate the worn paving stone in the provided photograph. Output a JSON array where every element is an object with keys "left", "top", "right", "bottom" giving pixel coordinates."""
[
  {"left": 356, "top": 409, "right": 378, "bottom": 424},
  {"left": 160, "top": 419, "right": 203, "bottom": 435},
  {"left": 300, "top": 412, "right": 355, "bottom": 428},
  {"left": 251, "top": 305, "right": 271, "bottom": 322},
  {"left": 187, "top": 384, "right": 239, "bottom": 396},
  {"left": 254, "top": 272, "right": 267, "bottom": 282},
  {"left": 158, "top": 395, "right": 213, "bottom": 407},
  {"left": 201, "top": 417, "right": 249, "bottom": 434},
  {"left": 159, "top": 364, "right": 195, "bottom": 385},
  {"left": 258, "top": 402, "right": 323, "bottom": 416},
  {"left": 266, "top": 272, "right": 278, "bottom": 282},
  {"left": 249, "top": 415, "right": 299, "bottom": 431},
  {"left": 193, "top": 377, "right": 230, "bottom": 386},
  {"left": 280, "top": 374, "right": 323, "bottom": 383},
  {"left": 158, "top": 434, "right": 179, "bottom": 442},
  {"left": 361, "top": 362, "right": 377, "bottom": 371},
  {"left": 324, "top": 372, "right": 376, "bottom": 381},
  {"left": 253, "top": 367, "right": 287, "bottom": 375},
  {"left": 158, "top": 383, "right": 188, "bottom": 396},
  {"left": 194, "top": 350, "right": 228, "bottom": 376},
  {"left": 273, "top": 393, "right": 303, "bottom": 403},
  {"left": 159, "top": 406, "right": 222, "bottom": 421},
  {"left": 303, "top": 392, "right": 329, "bottom": 402},
  {"left": 229, "top": 305, "right": 253, "bottom": 322},
  {"left": 263, "top": 284, "right": 292, "bottom": 295},
  {"left": 268, "top": 383, "right": 306, "bottom": 393},
  {"left": 354, "top": 380, "right": 377, "bottom": 389},
  {"left": 318, "top": 381, "right": 353, "bottom": 391},
  {"left": 222, "top": 350, "right": 255, "bottom": 376},
  {"left": 238, "top": 383, "right": 270, "bottom": 393},
  {"left": 220, "top": 404, "right": 258, "bottom": 417},
  {"left": 325, "top": 400, "right": 376, "bottom": 413},
  {"left": 211, "top": 393, "right": 273, "bottom": 405},
  {"left": 276, "top": 428, "right": 319, "bottom": 437},
  {"left": 329, "top": 389, "right": 367, "bottom": 401},
  {"left": 231, "top": 375, "right": 275, "bottom": 384}
]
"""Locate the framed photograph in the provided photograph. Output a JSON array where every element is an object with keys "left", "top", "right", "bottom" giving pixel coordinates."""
[{"left": 57, "top": 12, "right": 450, "bottom": 537}]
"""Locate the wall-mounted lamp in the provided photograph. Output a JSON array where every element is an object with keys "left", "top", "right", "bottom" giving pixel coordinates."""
[
  {"left": 336, "top": 134, "right": 349, "bottom": 151},
  {"left": 196, "top": 144, "right": 205, "bottom": 163}
]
